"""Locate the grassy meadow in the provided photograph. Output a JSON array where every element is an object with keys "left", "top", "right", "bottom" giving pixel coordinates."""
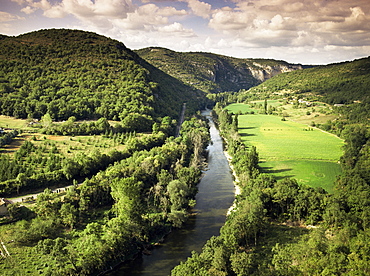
[{"left": 226, "top": 103, "right": 344, "bottom": 192}]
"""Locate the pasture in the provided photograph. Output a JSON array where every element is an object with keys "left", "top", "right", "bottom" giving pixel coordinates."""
[{"left": 226, "top": 103, "right": 344, "bottom": 192}]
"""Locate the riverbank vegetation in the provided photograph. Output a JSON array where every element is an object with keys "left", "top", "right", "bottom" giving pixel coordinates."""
[
  {"left": 0, "top": 28, "right": 212, "bottom": 275},
  {"left": 171, "top": 83, "right": 370, "bottom": 276},
  {"left": 171, "top": 103, "right": 370, "bottom": 275},
  {"left": 1, "top": 28, "right": 370, "bottom": 275},
  {"left": 0, "top": 114, "right": 210, "bottom": 275}
]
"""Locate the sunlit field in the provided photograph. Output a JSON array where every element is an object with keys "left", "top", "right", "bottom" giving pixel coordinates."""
[{"left": 226, "top": 103, "right": 344, "bottom": 192}]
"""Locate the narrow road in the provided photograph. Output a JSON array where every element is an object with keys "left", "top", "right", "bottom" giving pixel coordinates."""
[{"left": 7, "top": 184, "right": 79, "bottom": 204}]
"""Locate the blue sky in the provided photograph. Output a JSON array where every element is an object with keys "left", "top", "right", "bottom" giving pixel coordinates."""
[{"left": 1, "top": 0, "right": 370, "bottom": 64}]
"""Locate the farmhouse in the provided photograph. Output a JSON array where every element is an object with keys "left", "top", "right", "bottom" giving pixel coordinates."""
[{"left": 0, "top": 198, "right": 10, "bottom": 216}]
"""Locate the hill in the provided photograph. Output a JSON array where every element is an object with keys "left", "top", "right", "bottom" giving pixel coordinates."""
[
  {"left": 0, "top": 29, "right": 203, "bottom": 124},
  {"left": 136, "top": 47, "right": 304, "bottom": 93},
  {"left": 244, "top": 56, "right": 370, "bottom": 104}
]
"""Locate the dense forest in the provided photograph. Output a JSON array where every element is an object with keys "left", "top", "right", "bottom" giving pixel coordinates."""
[
  {"left": 1, "top": 28, "right": 370, "bottom": 275},
  {"left": 0, "top": 114, "right": 210, "bottom": 275},
  {"left": 0, "top": 29, "right": 204, "bottom": 122}
]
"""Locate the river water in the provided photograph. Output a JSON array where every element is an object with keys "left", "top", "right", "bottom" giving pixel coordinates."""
[{"left": 114, "top": 110, "right": 235, "bottom": 276}]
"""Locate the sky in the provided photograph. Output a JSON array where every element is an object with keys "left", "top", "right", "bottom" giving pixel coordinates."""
[{"left": 1, "top": 0, "right": 370, "bottom": 65}]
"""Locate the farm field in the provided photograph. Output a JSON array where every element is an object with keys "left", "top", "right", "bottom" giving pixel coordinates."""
[{"left": 226, "top": 103, "right": 344, "bottom": 192}]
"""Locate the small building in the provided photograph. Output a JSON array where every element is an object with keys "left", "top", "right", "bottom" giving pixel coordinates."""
[{"left": 0, "top": 198, "right": 10, "bottom": 216}]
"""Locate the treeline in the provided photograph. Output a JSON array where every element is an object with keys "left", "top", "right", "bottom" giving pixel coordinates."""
[
  {"left": 171, "top": 105, "right": 370, "bottom": 275},
  {"left": 1, "top": 116, "right": 210, "bottom": 275},
  {"left": 0, "top": 131, "right": 168, "bottom": 196},
  {"left": 0, "top": 129, "right": 19, "bottom": 147},
  {"left": 243, "top": 56, "right": 370, "bottom": 105}
]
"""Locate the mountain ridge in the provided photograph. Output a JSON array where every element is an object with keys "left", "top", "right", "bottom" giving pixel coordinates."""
[
  {"left": 244, "top": 55, "right": 370, "bottom": 104},
  {"left": 135, "top": 47, "right": 306, "bottom": 93},
  {"left": 0, "top": 29, "right": 202, "bottom": 123}
]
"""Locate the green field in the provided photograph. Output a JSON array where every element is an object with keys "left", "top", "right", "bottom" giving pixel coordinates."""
[{"left": 226, "top": 103, "right": 344, "bottom": 192}]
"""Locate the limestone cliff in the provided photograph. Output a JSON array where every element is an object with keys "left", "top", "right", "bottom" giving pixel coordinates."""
[{"left": 136, "top": 47, "right": 304, "bottom": 93}]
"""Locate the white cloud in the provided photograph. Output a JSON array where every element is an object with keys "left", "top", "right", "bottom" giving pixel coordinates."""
[
  {"left": 186, "top": 0, "right": 211, "bottom": 19},
  {"left": 112, "top": 4, "right": 183, "bottom": 30},
  {"left": 0, "top": 11, "right": 24, "bottom": 22},
  {"left": 157, "top": 22, "right": 196, "bottom": 37},
  {"left": 21, "top": 6, "right": 37, "bottom": 14},
  {"left": 208, "top": 0, "right": 370, "bottom": 50}
]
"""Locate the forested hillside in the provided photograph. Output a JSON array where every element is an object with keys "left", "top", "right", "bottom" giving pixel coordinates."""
[
  {"left": 2, "top": 28, "right": 370, "bottom": 276},
  {"left": 244, "top": 56, "right": 370, "bottom": 104},
  {"left": 0, "top": 29, "right": 203, "bottom": 123},
  {"left": 136, "top": 47, "right": 304, "bottom": 94},
  {"left": 0, "top": 29, "right": 212, "bottom": 275}
]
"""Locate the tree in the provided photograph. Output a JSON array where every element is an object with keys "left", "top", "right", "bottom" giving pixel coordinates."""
[
  {"left": 167, "top": 179, "right": 189, "bottom": 211},
  {"left": 60, "top": 203, "right": 77, "bottom": 229},
  {"left": 272, "top": 178, "right": 299, "bottom": 218},
  {"left": 41, "top": 113, "right": 53, "bottom": 128},
  {"left": 230, "top": 251, "right": 253, "bottom": 276},
  {"left": 232, "top": 114, "right": 238, "bottom": 132},
  {"left": 264, "top": 98, "right": 268, "bottom": 114}
]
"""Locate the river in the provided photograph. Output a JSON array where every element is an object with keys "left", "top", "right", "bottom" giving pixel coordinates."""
[{"left": 113, "top": 110, "right": 235, "bottom": 275}]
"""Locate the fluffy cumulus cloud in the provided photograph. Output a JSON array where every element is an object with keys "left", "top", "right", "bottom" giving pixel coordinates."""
[
  {"left": 157, "top": 22, "right": 196, "bottom": 37},
  {"left": 186, "top": 0, "right": 212, "bottom": 18},
  {"left": 209, "top": 0, "right": 370, "bottom": 49},
  {"left": 2, "top": 0, "right": 370, "bottom": 63},
  {"left": 10, "top": 0, "right": 187, "bottom": 28}
]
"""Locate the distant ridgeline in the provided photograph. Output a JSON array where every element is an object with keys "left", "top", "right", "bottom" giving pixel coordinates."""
[
  {"left": 244, "top": 56, "right": 370, "bottom": 105},
  {"left": 1, "top": 28, "right": 368, "bottom": 125},
  {"left": 0, "top": 29, "right": 204, "bottom": 125},
  {"left": 136, "top": 47, "right": 305, "bottom": 94}
]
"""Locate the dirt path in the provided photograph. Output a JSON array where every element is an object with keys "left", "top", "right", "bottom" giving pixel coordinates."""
[{"left": 7, "top": 184, "right": 79, "bottom": 204}]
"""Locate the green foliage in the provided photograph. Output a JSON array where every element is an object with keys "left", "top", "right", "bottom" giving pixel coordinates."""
[
  {"left": 172, "top": 105, "right": 370, "bottom": 276},
  {"left": 245, "top": 56, "right": 370, "bottom": 105},
  {"left": 0, "top": 129, "right": 19, "bottom": 147},
  {"left": 0, "top": 115, "right": 210, "bottom": 275},
  {"left": 136, "top": 47, "right": 301, "bottom": 94},
  {"left": 0, "top": 29, "right": 201, "bottom": 123}
]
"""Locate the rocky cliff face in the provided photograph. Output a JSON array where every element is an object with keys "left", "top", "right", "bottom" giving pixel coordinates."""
[
  {"left": 203, "top": 56, "right": 303, "bottom": 92},
  {"left": 136, "top": 47, "right": 304, "bottom": 93},
  {"left": 248, "top": 62, "right": 303, "bottom": 82}
]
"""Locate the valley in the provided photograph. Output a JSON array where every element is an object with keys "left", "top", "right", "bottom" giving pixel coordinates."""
[
  {"left": 0, "top": 29, "right": 369, "bottom": 276},
  {"left": 226, "top": 101, "right": 344, "bottom": 192}
]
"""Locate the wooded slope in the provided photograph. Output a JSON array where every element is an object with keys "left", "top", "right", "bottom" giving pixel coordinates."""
[
  {"left": 246, "top": 56, "right": 370, "bottom": 104},
  {"left": 0, "top": 29, "right": 202, "bottom": 122},
  {"left": 136, "top": 47, "right": 304, "bottom": 94}
]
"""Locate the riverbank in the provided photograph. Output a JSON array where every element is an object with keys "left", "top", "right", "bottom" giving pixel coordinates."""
[
  {"left": 224, "top": 150, "right": 241, "bottom": 215},
  {"left": 110, "top": 110, "right": 235, "bottom": 275}
]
